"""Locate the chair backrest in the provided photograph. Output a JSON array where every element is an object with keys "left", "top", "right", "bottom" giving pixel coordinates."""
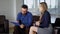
[
  {"left": 32, "top": 15, "right": 40, "bottom": 24},
  {"left": 33, "top": 15, "right": 40, "bottom": 21},
  {"left": 55, "top": 18, "right": 60, "bottom": 27},
  {"left": 0, "top": 15, "right": 5, "bottom": 24}
]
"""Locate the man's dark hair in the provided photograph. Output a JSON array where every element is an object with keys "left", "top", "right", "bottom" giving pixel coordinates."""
[{"left": 21, "top": 5, "right": 28, "bottom": 9}]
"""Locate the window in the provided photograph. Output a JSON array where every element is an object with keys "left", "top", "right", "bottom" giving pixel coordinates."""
[
  {"left": 24, "top": 0, "right": 35, "bottom": 9},
  {"left": 24, "top": 0, "right": 57, "bottom": 9},
  {"left": 24, "top": 0, "right": 45, "bottom": 9},
  {"left": 51, "top": 0, "right": 56, "bottom": 8},
  {"left": 24, "top": 0, "right": 58, "bottom": 14},
  {"left": 45, "top": 0, "right": 51, "bottom": 8},
  {"left": 45, "top": 0, "right": 56, "bottom": 8},
  {"left": 40, "top": 0, "right": 44, "bottom": 2},
  {"left": 24, "top": 0, "right": 58, "bottom": 23},
  {"left": 37, "top": 0, "right": 45, "bottom": 8}
]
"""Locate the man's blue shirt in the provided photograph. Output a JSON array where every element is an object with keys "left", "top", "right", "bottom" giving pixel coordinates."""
[{"left": 17, "top": 11, "right": 33, "bottom": 27}]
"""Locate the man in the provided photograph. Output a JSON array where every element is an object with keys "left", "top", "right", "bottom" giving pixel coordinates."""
[{"left": 13, "top": 5, "right": 33, "bottom": 34}]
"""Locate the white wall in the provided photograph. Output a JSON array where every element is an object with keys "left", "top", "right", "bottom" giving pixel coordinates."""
[
  {"left": 16, "top": 0, "right": 23, "bottom": 14},
  {"left": 0, "top": 0, "right": 15, "bottom": 21},
  {"left": 0, "top": 0, "right": 23, "bottom": 27}
]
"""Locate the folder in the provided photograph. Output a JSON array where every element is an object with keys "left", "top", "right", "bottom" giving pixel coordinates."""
[{"left": 11, "top": 22, "right": 20, "bottom": 26}]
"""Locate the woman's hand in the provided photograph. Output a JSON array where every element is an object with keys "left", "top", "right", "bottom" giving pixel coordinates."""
[
  {"left": 20, "top": 24, "right": 24, "bottom": 29},
  {"left": 33, "top": 23, "right": 36, "bottom": 26},
  {"left": 35, "top": 21, "right": 40, "bottom": 26}
]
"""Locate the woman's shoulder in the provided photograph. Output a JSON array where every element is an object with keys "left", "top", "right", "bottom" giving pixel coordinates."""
[{"left": 45, "top": 11, "right": 50, "bottom": 15}]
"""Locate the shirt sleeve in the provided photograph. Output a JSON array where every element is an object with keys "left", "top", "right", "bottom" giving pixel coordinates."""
[
  {"left": 26, "top": 13, "right": 33, "bottom": 27},
  {"left": 17, "top": 13, "right": 21, "bottom": 21},
  {"left": 16, "top": 13, "right": 22, "bottom": 25}
]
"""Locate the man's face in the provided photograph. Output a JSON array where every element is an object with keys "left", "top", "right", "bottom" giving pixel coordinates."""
[{"left": 21, "top": 8, "right": 27, "bottom": 15}]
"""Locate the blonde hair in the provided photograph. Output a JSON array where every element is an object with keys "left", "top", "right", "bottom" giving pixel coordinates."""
[{"left": 40, "top": 2, "right": 48, "bottom": 11}]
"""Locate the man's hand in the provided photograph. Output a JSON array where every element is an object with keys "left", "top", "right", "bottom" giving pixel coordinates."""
[
  {"left": 35, "top": 21, "right": 40, "bottom": 26},
  {"left": 20, "top": 24, "right": 24, "bottom": 29}
]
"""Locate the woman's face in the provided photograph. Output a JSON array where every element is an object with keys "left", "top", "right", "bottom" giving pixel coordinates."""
[{"left": 39, "top": 4, "right": 45, "bottom": 13}]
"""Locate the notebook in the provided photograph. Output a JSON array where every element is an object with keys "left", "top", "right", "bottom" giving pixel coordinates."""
[{"left": 11, "top": 22, "right": 20, "bottom": 26}]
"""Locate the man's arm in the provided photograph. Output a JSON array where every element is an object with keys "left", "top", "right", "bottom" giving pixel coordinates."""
[
  {"left": 26, "top": 13, "right": 33, "bottom": 27},
  {"left": 17, "top": 13, "right": 23, "bottom": 25},
  {"left": 17, "top": 13, "right": 25, "bottom": 28}
]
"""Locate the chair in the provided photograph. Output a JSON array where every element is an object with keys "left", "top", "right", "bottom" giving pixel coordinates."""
[
  {"left": 53, "top": 18, "right": 60, "bottom": 34},
  {"left": 0, "top": 15, "right": 9, "bottom": 34}
]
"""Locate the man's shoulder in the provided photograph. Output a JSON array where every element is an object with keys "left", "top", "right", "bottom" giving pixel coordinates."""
[
  {"left": 18, "top": 12, "right": 21, "bottom": 14},
  {"left": 17, "top": 12, "right": 22, "bottom": 16},
  {"left": 27, "top": 12, "right": 32, "bottom": 15}
]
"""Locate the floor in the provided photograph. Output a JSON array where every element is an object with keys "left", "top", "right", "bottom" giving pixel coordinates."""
[{"left": 9, "top": 27, "right": 14, "bottom": 34}]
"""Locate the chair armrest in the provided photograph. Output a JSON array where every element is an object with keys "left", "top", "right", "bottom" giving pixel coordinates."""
[
  {"left": 55, "top": 27, "right": 60, "bottom": 29},
  {"left": 54, "top": 27, "right": 60, "bottom": 29}
]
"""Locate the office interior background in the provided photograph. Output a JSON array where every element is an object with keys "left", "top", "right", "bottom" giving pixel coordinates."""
[{"left": 0, "top": 0, "right": 60, "bottom": 34}]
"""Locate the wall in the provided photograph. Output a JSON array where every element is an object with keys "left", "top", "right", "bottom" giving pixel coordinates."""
[
  {"left": 0, "top": 0, "right": 16, "bottom": 21},
  {"left": 0, "top": 0, "right": 23, "bottom": 27}
]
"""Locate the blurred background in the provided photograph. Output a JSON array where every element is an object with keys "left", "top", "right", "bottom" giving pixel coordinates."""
[{"left": 0, "top": 0, "right": 60, "bottom": 34}]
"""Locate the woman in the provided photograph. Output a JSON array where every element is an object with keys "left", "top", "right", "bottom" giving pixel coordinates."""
[{"left": 29, "top": 2, "right": 52, "bottom": 34}]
